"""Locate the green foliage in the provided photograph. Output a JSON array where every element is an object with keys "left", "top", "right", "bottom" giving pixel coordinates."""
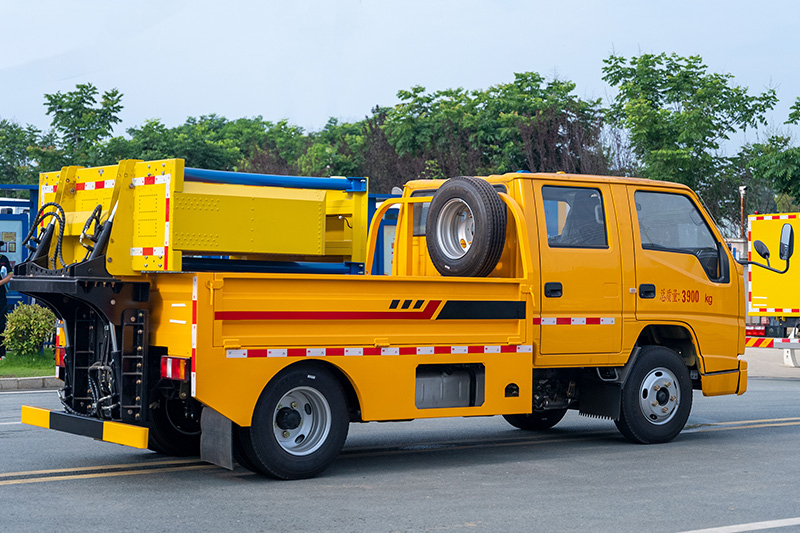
[
  {"left": 0, "top": 119, "right": 40, "bottom": 185},
  {"left": 603, "top": 53, "right": 778, "bottom": 189},
  {"left": 3, "top": 304, "right": 56, "bottom": 358},
  {"left": 33, "top": 83, "right": 123, "bottom": 168},
  {"left": 602, "top": 53, "right": 786, "bottom": 232},
  {"left": 382, "top": 73, "right": 607, "bottom": 181},
  {"left": 2, "top": 70, "right": 798, "bottom": 210},
  {"left": 788, "top": 97, "right": 800, "bottom": 125}
]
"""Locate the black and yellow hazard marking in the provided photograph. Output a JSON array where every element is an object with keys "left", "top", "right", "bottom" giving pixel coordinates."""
[{"left": 21, "top": 405, "right": 149, "bottom": 449}]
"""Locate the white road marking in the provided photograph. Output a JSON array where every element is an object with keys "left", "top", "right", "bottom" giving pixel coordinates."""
[{"left": 681, "top": 517, "right": 800, "bottom": 532}]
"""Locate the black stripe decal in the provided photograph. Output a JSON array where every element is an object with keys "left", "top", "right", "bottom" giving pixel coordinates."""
[
  {"left": 436, "top": 301, "right": 526, "bottom": 320},
  {"left": 389, "top": 299, "right": 400, "bottom": 309},
  {"left": 50, "top": 411, "right": 104, "bottom": 440}
]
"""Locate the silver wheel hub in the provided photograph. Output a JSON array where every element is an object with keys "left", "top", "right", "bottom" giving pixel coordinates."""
[
  {"left": 638, "top": 367, "right": 680, "bottom": 425},
  {"left": 436, "top": 198, "right": 474, "bottom": 260},
  {"left": 273, "top": 386, "right": 331, "bottom": 456}
]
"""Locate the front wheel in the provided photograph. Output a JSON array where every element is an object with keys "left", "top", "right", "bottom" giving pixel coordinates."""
[
  {"left": 243, "top": 365, "right": 350, "bottom": 479},
  {"left": 615, "top": 346, "right": 693, "bottom": 444}
]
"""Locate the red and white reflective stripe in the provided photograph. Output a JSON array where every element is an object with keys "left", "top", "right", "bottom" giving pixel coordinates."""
[
  {"left": 533, "top": 317, "right": 615, "bottom": 325},
  {"left": 226, "top": 344, "right": 533, "bottom": 358},
  {"left": 191, "top": 276, "right": 197, "bottom": 396},
  {"left": 42, "top": 185, "right": 57, "bottom": 194},
  {"left": 130, "top": 247, "right": 166, "bottom": 257},
  {"left": 752, "top": 308, "right": 800, "bottom": 313},
  {"left": 749, "top": 214, "right": 799, "bottom": 221},
  {"left": 132, "top": 174, "right": 171, "bottom": 187},
  {"left": 130, "top": 247, "right": 166, "bottom": 256},
  {"left": 75, "top": 179, "right": 115, "bottom": 191}
]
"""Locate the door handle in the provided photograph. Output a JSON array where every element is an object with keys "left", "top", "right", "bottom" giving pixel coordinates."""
[
  {"left": 639, "top": 283, "right": 656, "bottom": 299},
  {"left": 544, "top": 282, "right": 563, "bottom": 298}
]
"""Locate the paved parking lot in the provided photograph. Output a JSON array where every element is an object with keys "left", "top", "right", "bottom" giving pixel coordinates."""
[{"left": 3, "top": 361, "right": 800, "bottom": 532}]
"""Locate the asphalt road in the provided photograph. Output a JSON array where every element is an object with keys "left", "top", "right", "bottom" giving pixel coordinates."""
[{"left": 2, "top": 379, "right": 800, "bottom": 532}]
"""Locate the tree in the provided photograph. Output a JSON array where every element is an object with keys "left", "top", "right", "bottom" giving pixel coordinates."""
[
  {"left": 381, "top": 73, "right": 608, "bottom": 182},
  {"left": 238, "top": 119, "right": 308, "bottom": 176},
  {"left": 0, "top": 119, "right": 40, "bottom": 184},
  {"left": 37, "top": 83, "right": 123, "bottom": 168},
  {"left": 602, "top": 53, "right": 779, "bottom": 230}
]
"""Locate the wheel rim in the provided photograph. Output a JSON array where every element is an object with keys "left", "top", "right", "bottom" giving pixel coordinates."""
[
  {"left": 637, "top": 367, "right": 680, "bottom": 425},
  {"left": 273, "top": 386, "right": 331, "bottom": 456},
  {"left": 435, "top": 198, "right": 475, "bottom": 260}
]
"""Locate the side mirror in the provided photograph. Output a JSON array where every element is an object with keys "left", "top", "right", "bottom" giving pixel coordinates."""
[
  {"left": 739, "top": 222, "right": 792, "bottom": 274},
  {"left": 754, "top": 240, "right": 770, "bottom": 261},
  {"left": 780, "top": 223, "right": 794, "bottom": 261}
]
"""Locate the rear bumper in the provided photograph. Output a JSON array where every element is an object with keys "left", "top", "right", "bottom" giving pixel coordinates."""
[
  {"left": 21, "top": 406, "right": 149, "bottom": 449},
  {"left": 699, "top": 360, "right": 748, "bottom": 397}
]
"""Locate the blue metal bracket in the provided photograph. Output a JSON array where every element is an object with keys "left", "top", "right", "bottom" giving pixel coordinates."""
[{"left": 184, "top": 167, "right": 367, "bottom": 193}]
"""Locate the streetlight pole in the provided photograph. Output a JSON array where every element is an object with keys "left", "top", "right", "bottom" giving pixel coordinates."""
[{"left": 739, "top": 186, "right": 748, "bottom": 239}]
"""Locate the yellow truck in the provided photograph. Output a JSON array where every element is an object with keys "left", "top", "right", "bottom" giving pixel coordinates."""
[
  {"left": 745, "top": 213, "right": 799, "bottom": 354},
  {"left": 18, "top": 159, "right": 766, "bottom": 479}
]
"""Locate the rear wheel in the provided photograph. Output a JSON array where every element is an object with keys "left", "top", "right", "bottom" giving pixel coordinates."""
[
  {"left": 147, "top": 396, "right": 201, "bottom": 456},
  {"left": 243, "top": 365, "right": 349, "bottom": 479},
  {"left": 615, "top": 346, "right": 692, "bottom": 444},
  {"left": 503, "top": 408, "right": 568, "bottom": 430}
]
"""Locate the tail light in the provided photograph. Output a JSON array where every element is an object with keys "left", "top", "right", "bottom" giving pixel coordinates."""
[
  {"left": 746, "top": 325, "right": 766, "bottom": 337},
  {"left": 160, "top": 356, "right": 190, "bottom": 381},
  {"left": 54, "top": 320, "right": 66, "bottom": 367}
]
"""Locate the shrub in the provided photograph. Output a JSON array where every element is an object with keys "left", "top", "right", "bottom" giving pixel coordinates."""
[{"left": 3, "top": 304, "right": 56, "bottom": 358}]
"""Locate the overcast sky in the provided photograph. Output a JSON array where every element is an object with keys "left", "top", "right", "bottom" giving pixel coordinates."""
[{"left": 1, "top": 0, "right": 798, "bottom": 148}]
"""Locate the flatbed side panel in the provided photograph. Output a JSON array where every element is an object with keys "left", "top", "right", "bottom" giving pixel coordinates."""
[{"left": 190, "top": 273, "right": 534, "bottom": 426}]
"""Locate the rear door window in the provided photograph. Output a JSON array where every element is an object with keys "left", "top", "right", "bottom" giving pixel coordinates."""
[{"left": 543, "top": 186, "right": 608, "bottom": 248}]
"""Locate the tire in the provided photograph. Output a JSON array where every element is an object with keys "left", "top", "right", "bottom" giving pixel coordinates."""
[
  {"left": 503, "top": 408, "right": 568, "bottom": 430},
  {"left": 244, "top": 364, "right": 350, "bottom": 480},
  {"left": 426, "top": 176, "right": 506, "bottom": 277},
  {"left": 232, "top": 424, "right": 261, "bottom": 473},
  {"left": 147, "top": 396, "right": 202, "bottom": 456},
  {"left": 615, "top": 346, "right": 693, "bottom": 444}
]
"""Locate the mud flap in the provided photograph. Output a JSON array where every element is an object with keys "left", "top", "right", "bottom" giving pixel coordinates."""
[
  {"left": 200, "top": 407, "right": 234, "bottom": 470},
  {"left": 578, "top": 380, "right": 622, "bottom": 420}
]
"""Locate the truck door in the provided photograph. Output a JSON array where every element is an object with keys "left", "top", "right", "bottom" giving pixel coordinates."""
[
  {"left": 535, "top": 183, "right": 623, "bottom": 356},
  {"left": 628, "top": 187, "right": 738, "bottom": 372}
]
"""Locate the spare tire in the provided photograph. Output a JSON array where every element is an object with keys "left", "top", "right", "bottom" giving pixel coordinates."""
[{"left": 426, "top": 176, "right": 506, "bottom": 277}]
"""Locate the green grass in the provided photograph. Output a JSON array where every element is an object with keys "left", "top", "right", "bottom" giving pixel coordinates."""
[{"left": 0, "top": 349, "right": 56, "bottom": 378}]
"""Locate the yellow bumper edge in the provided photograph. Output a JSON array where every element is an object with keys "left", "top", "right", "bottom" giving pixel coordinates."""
[
  {"left": 699, "top": 361, "right": 748, "bottom": 397},
  {"left": 737, "top": 360, "right": 748, "bottom": 396},
  {"left": 21, "top": 406, "right": 149, "bottom": 449}
]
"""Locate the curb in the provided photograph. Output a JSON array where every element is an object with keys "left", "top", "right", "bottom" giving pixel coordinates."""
[{"left": 0, "top": 376, "right": 62, "bottom": 391}]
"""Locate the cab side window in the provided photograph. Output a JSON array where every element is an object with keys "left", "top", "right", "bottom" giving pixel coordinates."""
[
  {"left": 635, "top": 191, "right": 723, "bottom": 281},
  {"left": 543, "top": 186, "right": 608, "bottom": 248}
]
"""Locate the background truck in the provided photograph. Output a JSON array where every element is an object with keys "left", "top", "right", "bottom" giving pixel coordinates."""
[
  {"left": 20, "top": 159, "right": 750, "bottom": 479},
  {"left": 745, "top": 213, "right": 800, "bottom": 362}
]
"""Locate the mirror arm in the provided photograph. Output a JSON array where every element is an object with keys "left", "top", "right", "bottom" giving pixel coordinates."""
[{"left": 737, "top": 258, "right": 790, "bottom": 274}]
